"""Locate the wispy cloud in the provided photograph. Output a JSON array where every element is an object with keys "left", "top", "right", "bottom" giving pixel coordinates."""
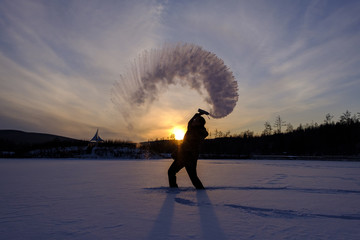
[
  {"left": 0, "top": 0, "right": 359, "bottom": 140},
  {"left": 160, "top": 0, "right": 360, "bottom": 132},
  {"left": 0, "top": 0, "right": 164, "bottom": 140}
]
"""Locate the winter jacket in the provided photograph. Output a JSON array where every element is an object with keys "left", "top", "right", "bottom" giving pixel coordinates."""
[{"left": 172, "top": 114, "right": 208, "bottom": 162}]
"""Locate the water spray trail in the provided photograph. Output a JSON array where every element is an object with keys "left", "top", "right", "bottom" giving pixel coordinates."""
[{"left": 111, "top": 43, "right": 238, "bottom": 123}]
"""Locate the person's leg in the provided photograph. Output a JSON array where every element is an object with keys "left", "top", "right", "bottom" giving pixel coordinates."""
[
  {"left": 168, "top": 160, "right": 183, "bottom": 188},
  {"left": 185, "top": 160, "right": 205, "bottom": 189}
]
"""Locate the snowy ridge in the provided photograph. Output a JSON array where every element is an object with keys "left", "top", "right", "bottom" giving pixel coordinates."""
[
  {"left": 224, "top": 204, "right": 360, "bottom": 220},
  {"left": 145, "top": 185, "right": 360, "bottom": 195},
  {"left": 168, "top": 196, "right": 360, "bottom": 221}
]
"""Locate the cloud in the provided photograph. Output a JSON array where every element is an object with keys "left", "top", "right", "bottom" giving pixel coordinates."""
[
  {"left": 160, "top": 0, "right": 360, "bottom": 131},
  {"left": 0, "top": 0, "right": 359, "bottom": 140},
  {"left": 0, "top": 0, "right": 165, "bottom": 140}
]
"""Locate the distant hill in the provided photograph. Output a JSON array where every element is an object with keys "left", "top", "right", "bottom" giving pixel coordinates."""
[
  {"left": 0, "top": 130, "right": 81, "bottom": 145},
  {"left": 0, "top": 130, "right": 142, "bottom": 159}
]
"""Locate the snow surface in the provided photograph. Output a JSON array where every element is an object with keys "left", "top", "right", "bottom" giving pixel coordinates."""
[{"left": 1, "top": 159, "right": 360, "bottom": 240}]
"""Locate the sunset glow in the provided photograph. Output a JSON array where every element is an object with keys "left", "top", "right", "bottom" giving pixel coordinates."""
[
  {"left": 0, "top": 1, "right": 359, "bottom": 141},
  {"left": 172, "top": 127, "right": 185, "bottom": 140}
]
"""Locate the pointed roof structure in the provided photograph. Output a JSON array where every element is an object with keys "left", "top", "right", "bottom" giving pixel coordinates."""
[{"left": 90, "top": 129, "right": 104, "bottom": 143}]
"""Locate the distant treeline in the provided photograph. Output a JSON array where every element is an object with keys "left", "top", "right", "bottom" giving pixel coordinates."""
[
  {"left": 1, "top": 111, "right": 359, "bottom": 159},
  {"left": 145, "top": 111, "right": 360, "bottom": 158}
]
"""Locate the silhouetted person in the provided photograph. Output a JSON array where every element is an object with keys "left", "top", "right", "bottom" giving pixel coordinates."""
[{"left": 168, "top": 111, "right": 209, "bottom": 189}]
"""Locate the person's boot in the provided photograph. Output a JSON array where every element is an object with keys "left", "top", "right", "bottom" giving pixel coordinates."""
[{"left": 168, "top": 172, "right": 178, "bottom": 188}]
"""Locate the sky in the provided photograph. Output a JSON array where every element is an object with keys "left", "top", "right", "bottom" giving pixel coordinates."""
[{"left": 1, "top": 0, "right": 360, "bottom": 142}]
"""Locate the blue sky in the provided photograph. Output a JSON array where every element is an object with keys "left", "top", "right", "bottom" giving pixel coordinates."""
[{"left": 1, "top": 0, "right": 359, "bottom": 141}]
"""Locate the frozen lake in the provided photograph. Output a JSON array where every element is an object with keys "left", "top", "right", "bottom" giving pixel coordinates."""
[{"left": 1, "top": 159, "right": 360, "bottom": 239}]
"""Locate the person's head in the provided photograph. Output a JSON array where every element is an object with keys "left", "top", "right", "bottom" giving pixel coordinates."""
[{"left": 192, "top": 115, "right": 206, "bottom": 127}]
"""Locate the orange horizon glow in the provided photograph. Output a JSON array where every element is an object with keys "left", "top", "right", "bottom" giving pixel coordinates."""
[{"left": 172, "top": 127, "right": 186, "bottom": 140}]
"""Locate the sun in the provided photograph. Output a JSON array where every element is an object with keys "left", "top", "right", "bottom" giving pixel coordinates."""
[{"left": 172, "top": 127, "right": 185, "bottom": 140}]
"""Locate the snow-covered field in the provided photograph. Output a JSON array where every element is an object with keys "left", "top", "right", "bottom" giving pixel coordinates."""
[{"left": 1, "top": 159, "right": 360, "bottom": 240}]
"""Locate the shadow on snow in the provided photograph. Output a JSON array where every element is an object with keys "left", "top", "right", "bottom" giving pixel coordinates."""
[
  {"left": 146, "top": 188, "right": 227, "bottom": 239},
  {"left": 144, "top": 186, "right": 360, "bottom": 223}
]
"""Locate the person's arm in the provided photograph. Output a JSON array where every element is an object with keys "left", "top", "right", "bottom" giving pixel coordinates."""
[
  {"left": 187, "top": 113, "right": 202, "bottom": 130},
  {"left": 188, "top": 113, "right": 201, "bottom": 124}
]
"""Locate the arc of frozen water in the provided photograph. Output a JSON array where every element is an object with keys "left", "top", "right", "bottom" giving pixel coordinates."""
[{"left": 112, "top": 43, "right": 238, "bottom": 121}]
